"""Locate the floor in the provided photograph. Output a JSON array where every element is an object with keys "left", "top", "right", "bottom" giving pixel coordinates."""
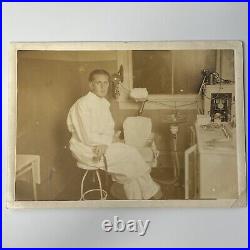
[{"left": 15, "top": 167, "right": 185, "bottom": 201}]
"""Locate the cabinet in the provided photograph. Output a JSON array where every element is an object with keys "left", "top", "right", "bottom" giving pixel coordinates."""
[
  {"left": 199, "top": 151, "right": 238, "bottom": 199},
  {"left": 185, "top": 123, "right": 238, "bottom": 199},
  {"left": 196, "top": 123, "right": 238, "bottom": 199}
]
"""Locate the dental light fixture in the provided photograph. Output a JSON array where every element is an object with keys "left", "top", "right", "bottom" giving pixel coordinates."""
[{"left": 111, "top": 65, "right": 124, "bottom": 99}]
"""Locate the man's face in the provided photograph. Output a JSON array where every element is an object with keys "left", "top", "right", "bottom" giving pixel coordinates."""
[{"left": 90, "top": 74, "right": 109, "bottom": 98}]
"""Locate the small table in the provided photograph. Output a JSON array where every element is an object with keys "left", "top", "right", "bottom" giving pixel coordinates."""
[{"left": 16, "top": 155, "right": 41, "bottom": 200}]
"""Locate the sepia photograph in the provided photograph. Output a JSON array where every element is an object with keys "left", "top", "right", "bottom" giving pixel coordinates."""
[{"left": 7, "top": 42, "right": 246, "bottom": 208}]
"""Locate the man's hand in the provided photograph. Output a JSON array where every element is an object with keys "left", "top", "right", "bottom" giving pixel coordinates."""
[{"left": 92, "top": 144, "right": 108, "bottom": 161}]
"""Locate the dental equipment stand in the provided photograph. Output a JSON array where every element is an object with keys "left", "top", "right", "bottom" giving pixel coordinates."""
[
  {"left": 167, "top": 118, "right": 185, "bottom": 187},
  {"left": 157, "top": 113, "right": 186, "bottom": 188},
  {"left": 170, "top": 125, "right": 181, "bottom": 180},
  {"left": 138, "top": 100, "right": 147, "bottom": 116}
]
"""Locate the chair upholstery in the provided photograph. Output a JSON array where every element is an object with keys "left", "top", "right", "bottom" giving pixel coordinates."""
[
  {"left": 123, "top": 116, "right": 159, "bottom": 167},
  {"left": 123, "top": 116, "right": 152, "bottom": 147},
  {"left": 110, "top": 116, "right": 160, "bottom": 200}
]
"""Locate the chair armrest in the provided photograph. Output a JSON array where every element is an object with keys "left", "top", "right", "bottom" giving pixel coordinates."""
[
  {"left": 151, "top": 141, "right": 160, "bottom": 159},
  {"left": 144, "top": 133, "right": 154, "bottom": 146},
  {"left": 113, "top": 130, "right": 123, "bottom": 143}
]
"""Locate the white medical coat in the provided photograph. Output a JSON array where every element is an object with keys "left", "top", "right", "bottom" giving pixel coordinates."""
[{"left": 67, "top": 91, "right": 159, "bottom": 199}]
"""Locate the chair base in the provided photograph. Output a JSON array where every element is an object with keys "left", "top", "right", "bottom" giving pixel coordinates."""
[{"left": 110, "top": 182, "right": 127, "bottom": 200}]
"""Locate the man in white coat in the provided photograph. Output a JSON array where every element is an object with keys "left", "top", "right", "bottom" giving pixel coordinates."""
[{"left": 67, "top": 69, "right": 161, "bottom": 199}]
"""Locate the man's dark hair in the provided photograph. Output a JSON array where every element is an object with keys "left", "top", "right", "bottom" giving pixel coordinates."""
[{"left": 88, "top": 69, "right": 111, "bottom": 82}]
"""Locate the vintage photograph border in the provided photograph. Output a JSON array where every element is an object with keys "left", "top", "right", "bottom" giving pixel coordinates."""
[{"left": 6, "top": 41, "right": 247, "bottom": 208}]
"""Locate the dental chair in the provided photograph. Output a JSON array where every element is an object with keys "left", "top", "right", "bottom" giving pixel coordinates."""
[
  {"left": 76, "top": 115, "right": 159, "bottom": 200},
  {"left": 124, "top": 88, "right": 159, "bottom": 168},
  {"left": 123, "top": 116, "right": 159, "bottom": 168},
  {"left": 110, "top": 116, "right": 159, "bottom": 199}
]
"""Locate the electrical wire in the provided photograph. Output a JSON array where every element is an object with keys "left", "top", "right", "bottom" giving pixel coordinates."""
[
  {"left": 200, "top": 71, "right": 234, "bottom": 101},
  {"left": 118, "top": 71, "right": 234, "bottom": 110},
  {"left": 119, "top": 82, "right": 203, "bottom": 109}
]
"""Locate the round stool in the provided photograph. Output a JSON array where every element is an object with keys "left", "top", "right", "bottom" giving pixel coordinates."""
[{"left": 80, "top": 169, "right": 108, "bottom": 200}]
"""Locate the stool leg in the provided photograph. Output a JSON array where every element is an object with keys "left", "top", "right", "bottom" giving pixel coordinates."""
[
  {"left": 105, "top": 171, "right": 110, "bottom": 190},
  {"left": 80, "top": 170, "right": 89, "bottom": 200},
  {"left": 96, "top": 170, "right": 104, "bottom": 200},
  {"left": 103, "top": 155, "right": 109, "bottom": 190}
]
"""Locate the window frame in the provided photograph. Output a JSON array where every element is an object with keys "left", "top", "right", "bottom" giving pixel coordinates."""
[{"left": 116, "top": 51, "right": 200, "bottom": 110}]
